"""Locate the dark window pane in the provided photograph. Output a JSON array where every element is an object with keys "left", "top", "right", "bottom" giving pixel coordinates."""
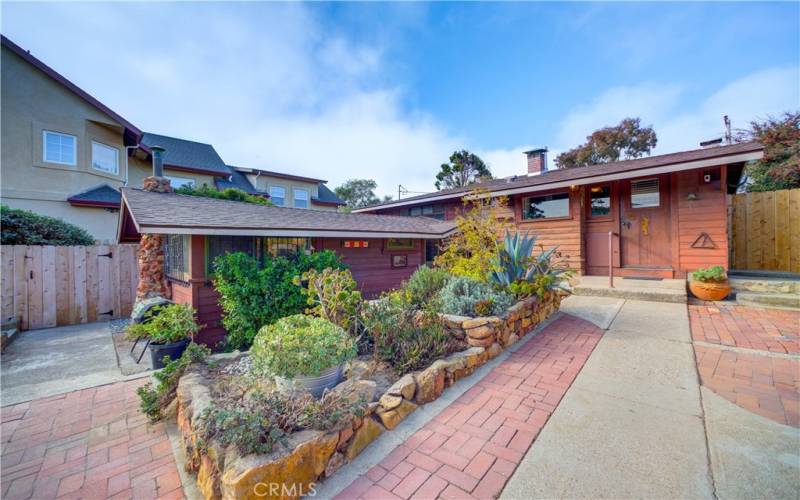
[
  {"left": 523, "top": 192, "right": 570, "bottom": 219},
  {"left": 631, "top": 179, "right": 659, "bottom": 208},
  {"left": 590, "top": 186, "right": 611, "bottom": 217},
  {"left": 164, "top": 234, "right": 189, "bottom": 280}
]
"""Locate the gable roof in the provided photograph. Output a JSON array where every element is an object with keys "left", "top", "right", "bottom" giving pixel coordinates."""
[
  {"left": 119, "top": 188, "right": 455, "bottom": 240},
  {"left": 1, "top": 35, "right": 142, "bottom": 145},
  {"left": 313, "top": 184, "right": 346, "bottom": 206},
  {"left": 67, "top": 184, "right": 121, "bottom": 208},
  {"left": 231, "top": 166, "right": 327, "bottom": 184},
  {"left": 354, "top": 141, "right": 764, "bottom": 212},
  {"left": 140, "top": 133, "right": 231, "bottom": 176}
]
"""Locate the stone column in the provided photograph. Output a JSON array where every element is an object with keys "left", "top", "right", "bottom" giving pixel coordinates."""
[{"left": 135, "top": 176, "right": 173, "bottom": 302}]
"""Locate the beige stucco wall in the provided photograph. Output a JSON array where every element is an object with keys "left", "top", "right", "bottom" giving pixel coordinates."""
[
  {"left": 245, "top": 173, "right": 337, "bottom": 210},
  {"left": 127, "top": 156, "right": 217, "bottom": 190},
  {"left": 1, "top": 44, "right": 128, "bottom": 241},
  {"left": 3, "top": 198, "right": 121, "bottom": 243}
]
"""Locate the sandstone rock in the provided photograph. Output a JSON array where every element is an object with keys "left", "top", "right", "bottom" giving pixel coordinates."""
[
  {"left": 486, "top": 342, "right": 503, "bottom": 359},
  {"left": 376, "top": 399, "right": 418, "bottom": 430},
  {"left": 461, "top": 317, "right": 489, "bottom": 329},
  {"left": 197, "top": 444, "right": 223, "bottom": 500},
  {"left": 521, "top": 317, "right": 532, "bottom": 329},
  {"left": 220, "top": 430, "right": 338, "bottom": 500},
  {"left": 467, "top": 336, "right": 494, "bottom": 348},
  {"left": 324, "top": 452, "right": 345, "bottom": 478},
  {"left": 386, "top": 374, "right": 416, "bottom": 401},
  {"left": 332, "top": 379, "right": 377, "bottom": 404},
  {"left": 344, "top": 359, "right": 371, "bottom": 380},
  {"left": 337, "top": 427, "right": 354, "bottom": 452},
  {"left": 378, "top": 393, "right": 403, "bottom": 411},
  {"left": 346, "top": 418, "right": 384, "bottom": 461},
  {"left": 440, "top": 313, "right": 470, "bottom": 329},
  {"left": 506, "top": 333, "right": 519, "bottom": 346},
  {"left": 415, "top": 361, "right": 447, "bottom": 404},
  {"left": 466, "top": 325, "right": 494, "bottom": 340}
]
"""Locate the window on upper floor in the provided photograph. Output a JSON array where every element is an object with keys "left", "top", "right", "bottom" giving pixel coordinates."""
[
  {"left": 270, "top": 186, "right": 286, "bottom": 206},
  {"left": 409, "top": 204, "right": 445, "bottom": 220},
  {"left": 43, "top": 130, "right": 77, "bottom": 166},
  {"left": 91, "top": 141, "right": 119, "bottom": 175},
  {"left": 294, "top": 188, "right": 309, "bottom": 209},
  {"left": 522, "top": 192, "right": 570, "bottom": 220},
  {"left": 166, "top": 175, "right": 196, "bottom": 189}
]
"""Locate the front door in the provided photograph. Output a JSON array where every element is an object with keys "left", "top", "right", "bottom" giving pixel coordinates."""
[{"left": 619, "top": 175, "right": 672, "bottom": 267}]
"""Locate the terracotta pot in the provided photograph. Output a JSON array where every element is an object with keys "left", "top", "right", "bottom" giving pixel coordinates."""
[{"left": 689, "top": 279, "right": 731, "bottom": 301}]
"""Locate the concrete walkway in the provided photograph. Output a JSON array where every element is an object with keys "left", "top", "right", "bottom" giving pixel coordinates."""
[{"left": 503, "top": 299, "right": 714, "bottom": 499}]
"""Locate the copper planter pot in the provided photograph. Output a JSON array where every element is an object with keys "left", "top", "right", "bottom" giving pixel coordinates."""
[{"left": 689, "top": 279, "right": 731, "bottom": 301}]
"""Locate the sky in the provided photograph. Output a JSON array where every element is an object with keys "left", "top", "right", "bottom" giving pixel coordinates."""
[{"left": 2, "top": 2, "right": 798, "bottom": 198}]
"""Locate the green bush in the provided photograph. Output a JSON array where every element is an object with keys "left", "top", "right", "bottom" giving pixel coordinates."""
[
  {"left": 251, "top": 315, "right": 356, "bottom": 379},
  {"left": 402, "top": 266, "right": 452, "bottom": 309},
  {"left": 175, "top": 185, "right": 271, "bottom": 205},
  {"left": 438, "top": 276, "right": 514, "bottom": 317},
  {"left": 213, "top": 250, "right": 345, "bottom": 350},
  {"left": 1, "top": 205, "right": 94, "bottom": 245},
  {"left": 692, "top": 265, "right": 727, "bottom": 282},
  {"left": 137, "top": 342, "right": 211, "bottom": 421},
  {"left": 363, "top": 292, "right": 463, "bottom": 374},
  {"left": 125, "top": 304, "right": 200, "bottom": 344}
]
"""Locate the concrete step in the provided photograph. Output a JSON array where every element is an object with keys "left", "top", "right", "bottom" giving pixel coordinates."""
[
  {"left": 572, "top": 284, "right": 687, "bottom": 303},
  {"left": 735, "top": 292, "right": 800, "bottom": 310}
]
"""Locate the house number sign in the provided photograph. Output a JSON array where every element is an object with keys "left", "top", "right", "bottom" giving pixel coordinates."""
[{"left": 343, "top": 241, "right": 369, "bottom": 248}]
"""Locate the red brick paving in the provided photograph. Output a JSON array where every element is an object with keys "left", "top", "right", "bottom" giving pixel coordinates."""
[
  {"left": 689, "top": 302, "right": 800, "bottom": 428},
  {"left": 335, "top": 315, "right": 604, "bottom": 500},
  {"left": 1, "top": 378, "right": 183, "bottom": 500},
  {"left": 689, "top": 302, "right": 799, "bottom": 354}
]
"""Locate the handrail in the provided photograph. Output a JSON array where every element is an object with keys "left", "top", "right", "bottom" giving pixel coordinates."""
[{"left": 608, "top": 231, "right": 618, "bottom": 288}]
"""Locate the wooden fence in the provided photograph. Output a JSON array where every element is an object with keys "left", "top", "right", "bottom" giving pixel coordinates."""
[
  {"left": 729, "top": 189, "right": 800, "bottom": 273},
  {"left": 1, "top": 244, "right": 139, "bottom": 331}
]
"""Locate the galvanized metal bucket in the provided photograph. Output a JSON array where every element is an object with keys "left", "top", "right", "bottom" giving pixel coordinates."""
[{"left": 275, "top": 365, "right": 343, "bottom": 398}]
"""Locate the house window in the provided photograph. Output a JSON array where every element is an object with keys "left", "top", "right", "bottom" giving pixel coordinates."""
[
  {"left": 270, "top": 186, "right": 286, "bottom": 206},
  {"left": 589, "top": 186, "right": 611, "bottom": 217},
  {"left": 522, "top": 192, "right": 570, "bottom": 220},
  {"left": 386, "top": 238, "right": 415, "bottom": 251},
  {"left": 631, "top": 178, "right": 660, "bottom": 208},
  {"left": 409, "top": 204, "right": 445, "bottom": 220},
  {"left": 294, "top": 188, "right": 309, "bottom": 209},
  {"left": 265, "top": 237, "right": 311, "bottom": 257},
  {"left": 205, "top": 236, "right": 311, "bottom": 275},
  {"left": 43, "top": 130, "right": 77, "bottom": 165},
  {"left": 91, "top": 141, "right": 119, "bottom": 175},
  {"left": 164, "top": 234, "right": 190, "bottom": 281},
  {"left": 166, "top": 175, "right": 196, "bottom": 189}
]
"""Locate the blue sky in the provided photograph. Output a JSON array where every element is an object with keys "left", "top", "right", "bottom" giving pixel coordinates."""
[{"left": 3, "top": 2, "right": 798, "bottom": 197}]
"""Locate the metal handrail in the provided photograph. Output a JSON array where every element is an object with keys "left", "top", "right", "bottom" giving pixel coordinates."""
[{"left": 609, "top": 231, "right": 618, "bottom": 288}]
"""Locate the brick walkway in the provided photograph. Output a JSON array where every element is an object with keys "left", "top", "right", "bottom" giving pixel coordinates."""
[
  {"left": 1, "top": 378, "right": 183, "bottom": 500},
  {"left": 689, "top": 303, "right": 800, "bottom": 428},
  {"left": 689, "top": 302, "right": 799, "bottom": 354},
  {"left": 335, "top": 315, "right": 604, "bottom": 500}
]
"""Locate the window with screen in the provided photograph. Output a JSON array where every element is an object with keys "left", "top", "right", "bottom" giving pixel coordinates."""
[
  {"left": 631, "top": 179, "right": 660, "bottom": 208},
  {"left": 522, "top": 192, "right": 570, "bottom": 220},
  {"left": 589, "top": 186, "right": 611, "bottom": 217},
  {"left": 293, "top": 188, "right": 309, "bottom": 209},
  {"left": 270, "top": 186, "right": 286, "bottom": 206},
  {"left": 164, "top": 234, "right": 190, "bottom": 281}
]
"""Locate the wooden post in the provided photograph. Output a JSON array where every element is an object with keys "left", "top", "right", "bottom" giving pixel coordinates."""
[{"left": 608, "top": 231, "right": 614, "bottom": 288}]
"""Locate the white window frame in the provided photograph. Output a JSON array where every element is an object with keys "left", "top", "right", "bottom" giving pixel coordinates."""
[
  {"left": 166, "top": 175, "right": 196, "bottom": 189},
  {"left": 91, "top": 141, "right": 119, "bottom": 175},
  {"left": 42, "top": 130, "right": 77, "bottom": 166},
  {"left": 293, "top": 188, "right": 309, "bottom": 209},
  {"left": 270, "top": 185, "right": 286, "bottom": 206}
]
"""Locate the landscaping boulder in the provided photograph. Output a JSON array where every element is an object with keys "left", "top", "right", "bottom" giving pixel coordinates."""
[
  {"left": 415, "top": 360, "right": 448, "bottom": 404},
  {"left": 376, "top": 399, "right": 418, "bottom": 430},
  {"left": 386, "top": 374, "right": 416, "bottom": 401},
  {"left": 346, "top": 418, "right": 384, "bottom": 461},
  {"left": 332, "top": 378, "right": 377, "bottom": 404}
]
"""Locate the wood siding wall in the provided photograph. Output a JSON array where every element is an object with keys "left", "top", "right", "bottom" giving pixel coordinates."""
[
  {"left": 1, "top": 244, "right": 139, "bottom": 331},
  {"left": 729, "top": 189, "right": 800, "bottom": 273}
]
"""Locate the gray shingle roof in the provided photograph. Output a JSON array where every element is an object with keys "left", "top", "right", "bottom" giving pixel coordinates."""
[
  {"left": 314, "top": 184, "right": 345, "bottom": 206},
  {"left": 141, "top": 133, "right": 230, "bottom": 175},
  {"left": 67, "top": 184, "right": 121, "bottom": 206},
  {"left": 120, "top": 188, "right": 456, "bottom": 238},
  {"left": 215, "top": 169, "right": 259, "bottom": 194}
]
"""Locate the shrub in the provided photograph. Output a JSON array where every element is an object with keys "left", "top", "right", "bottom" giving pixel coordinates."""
[
  {"left": 175, "top": 185, "right": 271, "bottom": 205},
  {"left": 434, "top": 191, "right": 511, "bottom": 281},
  {"left": 692, "top": 265, "right": 727, "bottom": 283},
  {"left": 1, "top": 205, "right": 94, "bottom": 245},
  {"left": 251, "top": 315, "right": 357, "bottom": 379},
  {"left": 199, "top": 388, "right": 367, "bottom": 455},
  {"left": 296, "top": 268, "right": 363, "bottom": 336},
  {"left": 363, "top": 292, "right": 463, "bottom": 374},
  {"left": 402, "top": 266, "right": 451, "bottom": 309},
  {"left": 125, "top": 304, "right": 200, "bottom": 344},
  {"left": 490, "top": 230, "right": 573, "bottom": 299},
  {"left": 213, "top": 250, "right": 345, "bottom": 350},
  {"left": 137, "top": 342, "right": 211, "bottom": 421},
  {"left": 438, "top": 276, "right": 514, "bottom": 317},
  {"left": 489, "top": 230, "right": 537, "bottom": 287}
]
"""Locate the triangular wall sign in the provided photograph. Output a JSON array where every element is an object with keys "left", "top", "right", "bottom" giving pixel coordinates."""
[{"left": 691, "top": 232, "right": 717, "bottom": 249}]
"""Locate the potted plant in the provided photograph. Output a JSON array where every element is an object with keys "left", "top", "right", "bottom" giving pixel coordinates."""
[
  {"left": 251, "top": 314, "right": 356, "bottom": 397},
  {"left": 689, "top": 265, "right": 731, "bottom": 301},
  {"left": 126, "top": 304, "right": 200, "bottom": 369}
]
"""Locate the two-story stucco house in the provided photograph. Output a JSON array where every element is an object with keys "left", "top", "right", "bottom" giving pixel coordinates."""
[{"left": 1, "top": 35, "right": 344, "bottom": 242}]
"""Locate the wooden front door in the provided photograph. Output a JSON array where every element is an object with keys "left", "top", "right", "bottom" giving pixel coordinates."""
[{"left": 619, "top": 175, "right": 672, "bottom": 267}]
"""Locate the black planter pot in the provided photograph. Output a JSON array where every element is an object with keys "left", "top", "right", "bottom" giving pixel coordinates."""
[{"left": 149, "top": 338, "right": 189, "bottom": 369}]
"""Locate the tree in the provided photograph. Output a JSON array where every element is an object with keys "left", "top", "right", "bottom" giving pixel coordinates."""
[
  {"left": 737, "top": 112, "right": 800, "bottom": 192},
  {"left": 334, "top": 179, "right": 391, "bottom": 210},
  {"left": 555, "top": 117, "right": 657, "bottom": 169},
  {"left": 435, "top": 150, "right": 492, "bottom": 190}
]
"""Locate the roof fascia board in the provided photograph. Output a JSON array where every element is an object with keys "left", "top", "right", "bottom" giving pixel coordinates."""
[
  {"left": 352, "top": 191, "right": 464, "bottom": 212},
  {"left": 136, "top": 226, "right": 455, "bottom": 239}
]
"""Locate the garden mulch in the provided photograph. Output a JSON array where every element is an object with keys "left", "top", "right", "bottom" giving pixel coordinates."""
[
  {"left": 334, "top": 314, "right": 603, "bottom": 500},
  {"left": 1, "top": 378, "right": 183, "bottom": 500}
]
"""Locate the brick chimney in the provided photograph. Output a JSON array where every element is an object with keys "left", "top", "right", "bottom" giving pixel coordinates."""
[{"left": 525, "top": 148, "right": 548, "bottom": 175}]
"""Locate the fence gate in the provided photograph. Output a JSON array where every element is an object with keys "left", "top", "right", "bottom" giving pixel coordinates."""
[
  {"left": 729, "top": 189, "right": 800, "bottom": 273},
  {"left": 1, "top": 244, "right": 139, "bottom": 331}
]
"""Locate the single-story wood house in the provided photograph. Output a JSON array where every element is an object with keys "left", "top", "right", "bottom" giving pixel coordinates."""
[
  {"left": 355, "top": 141, "right": 765, "bottom": 279},
  {"left": 118, "top": 187, "right": 456, "bottom": 345}
]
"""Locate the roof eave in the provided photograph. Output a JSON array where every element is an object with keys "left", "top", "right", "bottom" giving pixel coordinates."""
[
  {"left": 67, "top": 199, "right": 120, "bottom": 208},
  {"left": 134, "top": 225, "right": 453, "bottom": 239}
]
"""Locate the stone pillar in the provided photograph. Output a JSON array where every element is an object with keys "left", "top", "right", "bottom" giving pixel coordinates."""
[{"left": 135, "top": 176, "right": 173, "bottom": 302}]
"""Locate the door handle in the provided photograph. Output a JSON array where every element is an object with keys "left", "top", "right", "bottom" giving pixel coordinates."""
[{"left": 621, "top": 219, "right": 632, "bottom": 229}]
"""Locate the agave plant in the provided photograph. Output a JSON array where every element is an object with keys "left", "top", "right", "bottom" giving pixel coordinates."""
[{"left": 488, "top": 230, "right": 537, "bottom": 287}]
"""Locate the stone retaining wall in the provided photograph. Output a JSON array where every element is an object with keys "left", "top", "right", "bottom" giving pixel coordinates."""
[{"left": 176, "top": 291, "right": 563, "bottom": 499}]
